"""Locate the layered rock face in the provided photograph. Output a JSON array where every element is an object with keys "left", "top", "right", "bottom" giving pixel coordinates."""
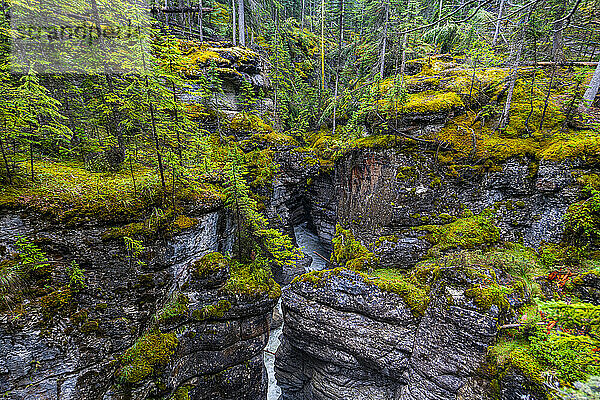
[
  {"left": 0, "top": 210, "right": 277, "bottom": 400},
  {"left": 305, "top": 148, "right": 589, "bottom": 266},
  {"left": 275, "top": 268, "right": 508, "bottom": 400}
]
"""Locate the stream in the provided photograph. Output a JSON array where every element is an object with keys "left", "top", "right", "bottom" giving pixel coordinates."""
[{"left": 264, "top": 222, "right": 331, "bottom": 400}]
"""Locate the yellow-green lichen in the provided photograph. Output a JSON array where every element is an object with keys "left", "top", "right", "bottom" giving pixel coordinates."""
[
  {"left": 192, "top": 252, "right": 228, "bottom": 280},
  {"left": 224, "top": 258, "right": 281, "bottom": 299},
  {"left": 465, "top": 283, "right": 512, "bottom": 312},
  {"left": 417, "top": 209, "right": 500, "bottom": 253},
  {"left": 40, "top": 287, "right": 72, "bottom": 318},
  {"left": 331, "top": 224, "right": 378, "bottom": 271},
  {"left": 191, "top": 300, "right": 231, "bottom": 321},
  {"left": 117, "top": 330, "right": 179, "bottom": 384}
]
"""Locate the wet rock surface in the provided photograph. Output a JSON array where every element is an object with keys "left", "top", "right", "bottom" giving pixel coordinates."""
[
  {"left": 275, "top": 268, "right": 508, "bottom": 400},
  {"left": 304, "top": 149, "right": 592, "bottom": 266},
  {"left": 0, "top": 211, "right": 276, "bottom": 400}
]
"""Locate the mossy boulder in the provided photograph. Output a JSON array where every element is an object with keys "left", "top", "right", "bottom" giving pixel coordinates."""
[{"left": 188, "top": 252, "right": 230, "bottom": 289}]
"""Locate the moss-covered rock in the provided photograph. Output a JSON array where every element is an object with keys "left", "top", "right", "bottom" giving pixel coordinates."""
[
  {"left": 330, "top": 224, "right": 378, "bottom": 271},
  {"left": 417, "top": 209, "right": 500, "bottom": 253},
  {"left": 117, "top": 330, "right": 179, "bottom": 384}
]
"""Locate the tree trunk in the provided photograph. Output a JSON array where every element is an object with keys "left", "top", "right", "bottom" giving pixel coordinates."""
[
  {"left": 437, "top": 0, "right": 443, "bottom": 28},
  {"left": 301, "top": 0, "right": 305, "bottom": 30},
  {"left": 321, "top": 0, "right": 325, "bottom": 91},
  {"left": 580, "top": 58, "right": 600, "bottom": 111},
  {"left": 499, "top": 12, "right": 528, "bottom": 130},
  {"left": 378, "top": 6, "right": 388, "bottom": 78},
  {"left": 198, "top": 0, "right": 203, "bottom": 41},
  {"left": 145, "top": 77, "right": 167, "bottom": 195},
  {"left": 552, "top": 0, "right": 567, "bottom": 62},
  {"left": 232, "top": 0, "right": 237, "bottom": 45},
  {"left": 400, "top": 32, "right": 408, "bottom": 78},
  {"left": 29, "top": 142, "right": 34, "bottom": 182},
  {"left": 237, "top": 0, "right": 245, "bottom": 46},
  {"left": 0, "top": 131, "right": 11, "bottom": 184},
  {"left": 540, "top": 66, "right": 557, "bottom": 131},
  {"left": 332, "top": 0, "right": 344, "bottom": 135},
  {"left": 492, "top": 0, "right": 505, "bottom": 46}
]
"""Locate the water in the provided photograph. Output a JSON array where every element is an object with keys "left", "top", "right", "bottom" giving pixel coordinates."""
[
  {"left": 293, "top": 222, "right": 331, "bottom": 272},
  {"left": 264, "top": 222, "right": 330, "bottom": 400},
  {"left": 265, "top": 300, "right": 283, "bottom": 400}
]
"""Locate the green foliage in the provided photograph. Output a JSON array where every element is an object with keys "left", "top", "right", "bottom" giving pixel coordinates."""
[
  {"left": 224, "top": 146, "right": 301, "bottom": 269},
  {"left": 331, "top": 224, "right": 377, "bottom": 270},
  {"left": 117, "top": 330, "right": 179, "bottom": 384},
  {"left": 124, "top": 236, "right": 146, "bottom": 269},
  {"left": 156, "top": 294, "right": 190, "bottom": 323},
  {"left": 0, "top": 261, "right": 23, "bottom": 301},
  {"left": 0, "top": 161, "right": 221, "bottom": 226},
  {"left": 15, "top": 236, "right": 49, "bottom": 272},
  {"left": 66, "top": 261, "right": 86, "bottom": 291},
  {"left": 239, "top": 79, "right": 257, "bottom": 111}
]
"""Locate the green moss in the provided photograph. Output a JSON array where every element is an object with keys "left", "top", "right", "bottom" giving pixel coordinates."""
[
  {"left": 490, "top": 338, "right": 547, "bottom": 389},
  {"left": 564, "top": 189, "right": 600, "bottom": 244},
  {"left": 429, "top": 177, "right": 442, "bottom": 188},
  {"left": 331, "top": 224, "right": 377, "bottom": 271},
  {"left": 352, "top": 134, "right": 402, "bottom": 150},
  {"left": 576, "top": 173, "right": 600, "bottom": 191},
  {"left": 95, "top": 302, "right": 108, "bottom": 311},
  {"left": 172, "top": 215, "right": 199, "bottom": 231},
  {"left": 0, "top": 160, "right": 221, "bottom": 226},
  {"left": 465, "top": 283, "right": 512, "bottom": 312},
  {"left": 192, "top": 252, "right": 228, "bottom": 279},
  {"left": 102, "top": 210, "right": 199, "bottom": 241},
  {"left": 417, "top": 209, "right": 500, "bottom": 253},
  {"left": 402, "top": 90, "right": 465, "bottom": 114},
  {"left": 117, "top": 330, "right": 179, "bottom": 384},
  {"left": 168, "top": 385, "right": 193, "bottom": 400},
  {"left": 367, "top": 269, "right": 431, "bottom": 316},
  {"left": 372, "top": 235, "right": 399, "bottom": 248},
  {"left": 542, "top": 131, "right": 600, "bottom": 162},
  {"left": 40, "top": 287, "right": 71, "bottom": 318},
  {"left": 70, "top": 309, "right": 88, "bottom": 325},
  {"left": 538, "top": 301, "right": 600, "bottom": 342},
  {"left": 156, "top": 294, "right": 189, "bottom": 323},
  {"left": 80, "top": 320, "right": 100, "bottom": 334},
  {"left": 191, "top": 300, "right": 231, "bottom": 321},
  {"left": 490, "top": 300, "right": 600, "bottom": 392},
  {"left": 224, "top": 258, "right": 281, "bottom": 299},
  {"left": 293, "top": 267, "right": 431, "bottom": 316},
  {"left": 230, "top": 112, "right": 273, "bottom": 133},
  {"left": 530, "top": 328, "right": 600, "bottom": 384}
]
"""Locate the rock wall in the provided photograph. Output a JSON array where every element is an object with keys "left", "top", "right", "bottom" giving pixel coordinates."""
[
  {"left": 0, "top": 209, "right": 276, "bottom": 400},
  {"left": 304, "top": 148, "right": 592, "bottom": 266},
  {"left": 274, "top": 268, "right": 508, "bottom": 400}
]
